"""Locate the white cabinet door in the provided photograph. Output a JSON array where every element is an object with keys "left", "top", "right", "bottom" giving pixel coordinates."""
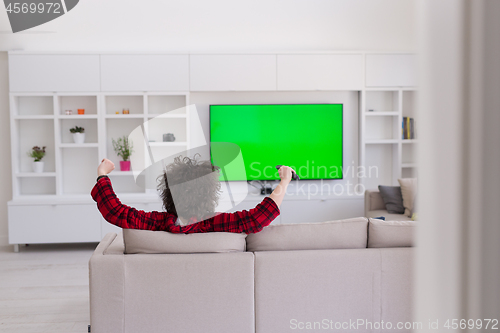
[
  {"left": 366, "top": 54, "right": 417, "bottom": 87},
  {"left": 100, "top": 55, "right": 189, "bottom": 91},
  {"left": 8, "top": 204, "right": 101, "bottom": 244},
  {"left": 277, "top": 54, "right": 364, "bottom": 90},
  {"left": 190, "top": 55, "right": 276, "bottom": 91},
  {"left": 280, "top": 198, "right": 364, "bottom": 224},
  {"left": 9, "top": 54, "right": 100, "bottom": 92}
]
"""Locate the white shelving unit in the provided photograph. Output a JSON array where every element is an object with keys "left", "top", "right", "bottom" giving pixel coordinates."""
[
  {"left": 359, "top": 89, "right": 417, "bottom": 190},
  {"left": 8, "top": 91, "right": 190, "bottom": 246},
  {"left": 9, "top": 92, "right": 190, "bottom": 198}
]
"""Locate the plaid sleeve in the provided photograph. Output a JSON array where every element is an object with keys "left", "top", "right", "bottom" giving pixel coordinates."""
[
  {"left": 91, "top": 176, "right": 170, "bottom": 230},
  {"left": 207, "top": 196, "right": 280, "bottom": 234}
]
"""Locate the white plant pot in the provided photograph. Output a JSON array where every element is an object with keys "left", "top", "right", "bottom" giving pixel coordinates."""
[
  {"left": 32, "top": 161, "right": 44, "bottom": 173},
  {"left": 73, "top": 133, "right": 85, "bottom": 144}
]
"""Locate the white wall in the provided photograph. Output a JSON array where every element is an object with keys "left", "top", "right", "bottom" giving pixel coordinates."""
[{"left": 0, "top": 0, "right": 416, "bottom": 53}]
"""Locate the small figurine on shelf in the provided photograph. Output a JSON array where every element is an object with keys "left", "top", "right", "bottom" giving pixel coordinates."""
[
  {"left": 65, "top": 110, "right": 72, "bottom": 115},
  {"left": 122, "top": 108, "right": 130, "bottom": 114},
  {"left": 163, "top": 133, "right": 176, "bottom": 142},
  {"left": 77, "top": 109, "right": 85, "bottom": 115},
  {"left": 115, "top": 111, "right": 120, "bottom": 114},
  {"left": 112, "top": 136, "right": 134, "bottom": 171},
  {"left": 69, "top": 126, "right": 85, "bottom": 144},
  {"left": 28, "top": 146, "right": 46, "bottom": 173}
]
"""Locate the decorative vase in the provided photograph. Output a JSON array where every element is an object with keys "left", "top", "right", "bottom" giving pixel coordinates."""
[
  {"left": 73, "top": 133, "right": 85, "bottom": 144},
  {"left": 32, "top": 161, "right": 44, "bottom": 173},
  {"left": 120, "top": 161, "right": 131, "bottom": 171}
]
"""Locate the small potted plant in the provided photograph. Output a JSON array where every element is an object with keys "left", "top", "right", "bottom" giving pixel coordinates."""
[
  {"left": 70, "top": 126, "right": 85, "bottom": 144},
  {"left": 112, "top": 136, "right": 134, "bottom": 171},
  {"left": 28, "top": 146, "right": 46, "bottom": 173}
]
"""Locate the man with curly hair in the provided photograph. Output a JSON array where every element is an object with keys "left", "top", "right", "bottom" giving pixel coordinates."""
[{"left": 91, "top": 156, "right": 294, "bottom": 234}]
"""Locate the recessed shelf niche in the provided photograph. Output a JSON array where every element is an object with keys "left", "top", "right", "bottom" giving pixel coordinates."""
[
  {"left": 105, "top": 95, "right": 144, "bottom": 115},
  {"left": 60, "top": 119, "right": 98, "bottom": 144},
  {"left": 17, "top": 119, "right": 56, "bottom": 173},
  {"left": 148, "top": 95, "right": 187, "bottom": 115},
  {"left": 58, "top": 95, "right": 98, "bottom": 115},
  {"left": 145, "top": 117, "right": 187, "bottom": 143},
  {"left": 18, "top": 177, "right": 56, "bottom": 195},
  {"left": 13, "top": 96, "right": 54, "bottom": 116},
  {"left": 61, "top": 147, "right": 99, "bottom": 195},
  {"left": 365, "top": 91, "right": 399, "bottom": 112}
]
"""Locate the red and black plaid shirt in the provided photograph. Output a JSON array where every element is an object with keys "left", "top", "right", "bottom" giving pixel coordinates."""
[{"left": 91, "top": 176, "right": 280, "bottom": 234}]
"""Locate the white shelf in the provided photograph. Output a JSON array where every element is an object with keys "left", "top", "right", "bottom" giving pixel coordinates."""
[
  {"left": 105, "top": 114, "right": 145, "bottom": 119},
  {"left": 365, "top": 88, "right": 401, "bottom": 91},
  {"left": 148, "top": 142, "right": 188, "bottom": 147},
  {"left": 147, "top": 114, "right": 187, "bottom": 119},
  {"left": 108, "top": 171, "right": 135, "bottom": 176},
  {"left": 58, "top": 114, "right": 98, "bottom": 119},
  {"left": 402, "top": 163, "right": 417, "bottom": 168},
  {"left": 365, "top": 111, "right": 399, "bottom": 116},
  {"left": 365, "top": 139, "right": 399, "bottom": 144},
  {"left": 16, "top": 172, "right": 57, "bottom": 177},
  {"left": 13, "top": 115, "right": 54, "bottom": 120},
  {"left": 402, "top": 139, "right": 418, "bottom": 144},
  {"left": 59, "top": 143, "right": 99, "bottom": 148},
  {"left": 11, "top": 194, "right": 60, "bottom": 201}
]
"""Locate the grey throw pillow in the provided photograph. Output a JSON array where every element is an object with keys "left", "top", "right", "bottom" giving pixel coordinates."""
[{"left": 378, "top": 185, "right": 405, "bottom": 214}]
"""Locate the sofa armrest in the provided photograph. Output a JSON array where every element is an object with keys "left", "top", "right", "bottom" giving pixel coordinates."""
[
  {"left": 89, "top": 233, "right": 124, "bottom": 333},
  {"left": 365, "top": 190, "right": 386, "bottom": 215},
  {"left": 92, "top": 232, "right": 117, "bottom": 255}
]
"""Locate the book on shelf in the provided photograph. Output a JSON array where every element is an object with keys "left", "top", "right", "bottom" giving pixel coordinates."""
[{"left": 402, "top": 117, "right": 416, "bottom": 139}]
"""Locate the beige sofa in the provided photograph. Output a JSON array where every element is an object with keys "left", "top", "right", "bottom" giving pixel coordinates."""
[
  {"left": 89, "top": 217, "right": 415, "bottom": 333},
  {"left": 365, "top": 189, "right": 414, "bottom": 221}
]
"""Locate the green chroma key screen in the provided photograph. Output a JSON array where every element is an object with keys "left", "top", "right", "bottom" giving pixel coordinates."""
[{"left": 209, "top": 104, "right": 343, "bottom": 181}]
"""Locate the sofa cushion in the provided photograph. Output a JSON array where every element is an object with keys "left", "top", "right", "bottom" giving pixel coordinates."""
[
  {"left": 367, "top": 218, "right": 416, "bottom": 248},
  {"left": 246, "top": 217, "right": 368, "bottom": 252},
  {"left": 398, "top": 178, "right": 418, "bottom": 217},
  {"left": 123, "top": 229, "right": 247, "bottom": 254},
  {"left": 378, "top": 185, "right": 405, "bottom": 214}
]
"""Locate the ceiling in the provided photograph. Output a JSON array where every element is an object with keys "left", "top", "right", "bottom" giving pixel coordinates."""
[{"left": 0, "top": 0, "right": 417, "bottom": 53}]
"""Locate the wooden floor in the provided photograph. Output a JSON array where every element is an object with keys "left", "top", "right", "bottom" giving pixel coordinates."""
[{"left": 0, "top": 243, "right": 98, "bottom": 333}]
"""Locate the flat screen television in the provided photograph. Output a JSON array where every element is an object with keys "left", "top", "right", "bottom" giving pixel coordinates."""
[{"left": 209, "top": 104, "right": 343, "bottom": 181}]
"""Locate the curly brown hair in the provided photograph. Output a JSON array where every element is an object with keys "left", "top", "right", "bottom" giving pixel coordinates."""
[{"left": 157, "top": 154, "right": 221, "bottom": 222}]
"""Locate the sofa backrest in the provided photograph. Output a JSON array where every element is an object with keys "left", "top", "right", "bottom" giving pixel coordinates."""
[
  {"left": 246, "top": 217, "right": 368, "bottom": 252},
  {"left": 100, "top": 216, "right": 415, "bottom": 256},
  {"left": 123, "top": 229, "right": 247, "bottom": 254}
]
